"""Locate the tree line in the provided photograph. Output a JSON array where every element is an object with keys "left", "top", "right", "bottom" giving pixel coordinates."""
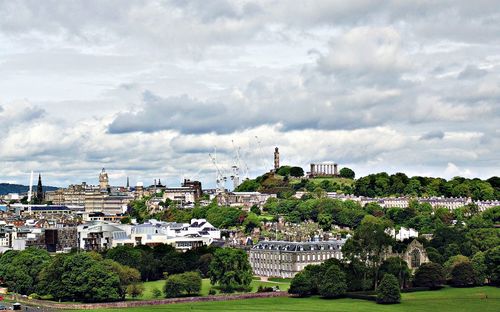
[{"left": 354, "top": 173, "right": 499, "bottom": 200}]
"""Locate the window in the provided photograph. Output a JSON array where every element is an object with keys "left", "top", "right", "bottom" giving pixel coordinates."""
[{"left": 410, "top": 249, "right": 421, "bottom": 268}]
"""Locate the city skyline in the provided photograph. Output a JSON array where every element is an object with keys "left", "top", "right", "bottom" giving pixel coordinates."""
[{"left": 1, "top": 1, "right": 499, "bottom": 187}]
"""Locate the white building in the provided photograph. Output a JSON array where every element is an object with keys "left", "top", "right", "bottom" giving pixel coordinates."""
[{"left": 387, "top": 227, "right": 419, "bottom": 241}]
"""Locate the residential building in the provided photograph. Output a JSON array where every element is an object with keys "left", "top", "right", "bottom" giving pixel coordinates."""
[{"left": 249, "top": 239, "right": 345, "bottom": 278}]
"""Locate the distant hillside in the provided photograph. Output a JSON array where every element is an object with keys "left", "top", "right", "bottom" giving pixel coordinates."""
[{"left": 0, "top": 183, "right": 59, "bottom": 195}]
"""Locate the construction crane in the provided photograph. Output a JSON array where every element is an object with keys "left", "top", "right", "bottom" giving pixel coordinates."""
[{"left": 208, "top": 147, "right": 227, "bottom": 194}]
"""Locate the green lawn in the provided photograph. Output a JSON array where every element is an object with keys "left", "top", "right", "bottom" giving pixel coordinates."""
[
  {"left": 290, "top": 176, "right": 354, "bottom": 186},
  {"left": 137, "top": 278, "right": 290, "bottom": 299},
  {"left": 87, "top": 286, "right": 498, "bottom": 312}
]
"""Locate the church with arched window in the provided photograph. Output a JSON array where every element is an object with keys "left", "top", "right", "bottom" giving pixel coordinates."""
[{"left": 401, "top": 239, "right": 429, "bottom": 271}]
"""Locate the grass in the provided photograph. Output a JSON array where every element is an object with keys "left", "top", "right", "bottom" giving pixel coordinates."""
[
  {"left": 81, "top": 286, "right": 499, "bottom": 312},
  {"left": 290, "top": 176, "right": 354, "bottom": 187},
  {"left": 136, "top": 278, "right": 290, "bottom": 300}
]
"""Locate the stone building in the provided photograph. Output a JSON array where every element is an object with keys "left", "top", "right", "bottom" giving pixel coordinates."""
[
  {"left": 249, "top": 239, "right": 345, "bottom": 278},
  {"left": 386, "top": 239, "right": 429, "bottom": 271}
]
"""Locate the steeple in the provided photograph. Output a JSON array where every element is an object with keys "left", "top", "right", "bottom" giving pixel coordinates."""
[
  {"left": 36, "top": 173, "right": 43, "bottom": 203},
  {"left": 126, "top": 176, "right": 130, "bottom": 189}
]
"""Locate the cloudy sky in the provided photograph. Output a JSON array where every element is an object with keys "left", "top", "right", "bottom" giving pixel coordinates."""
[{"left": 1, "top": 0, "right": 499, "bottom": 188}]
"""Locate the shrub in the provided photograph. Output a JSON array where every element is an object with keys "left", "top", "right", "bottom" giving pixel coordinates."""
[
  {"left": 288, "top": 271, "right": 313, "bottom": 297},
  {"left": 450, "top": 262, "right": 475, "bottom": 287},
  {"left": 413, "top": 263, "right": 445, "bottom": 289},
  {"left": 126, "top": 283, "right": 145, "bottom": 298},
  {"left": 164, "top": 274, "right": 184, "bottom": 298},
  {"left": 257, "top": 285, "right": 274, "bottom": 293},
  {"left": 318, "top": 264, "right": 347, "bottom": 298},
  {"left": 376, "top": 274, "right": 401, "bottom": 304},
  {"left": 208, "top": 288, "right": 217, "bottom": 296},
  {"left": 151, "top": 287, "right": 162, "bottom": 298}
]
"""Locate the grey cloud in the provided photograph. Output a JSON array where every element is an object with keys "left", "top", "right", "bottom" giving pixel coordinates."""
[
  {"left": 458, "top": 65, "right": 488, "bottom": 80},
  {"left": 420, "top": 130, "right": 445, "bottom": 141}
]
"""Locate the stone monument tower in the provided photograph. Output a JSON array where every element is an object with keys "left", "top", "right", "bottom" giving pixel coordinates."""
[{"left": 274, "top": 147, "right": 280, "bottom": 171}]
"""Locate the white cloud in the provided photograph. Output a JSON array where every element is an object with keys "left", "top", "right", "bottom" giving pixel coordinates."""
[{"left": 0, "top": 1, "right": 499, "bottom": 186}]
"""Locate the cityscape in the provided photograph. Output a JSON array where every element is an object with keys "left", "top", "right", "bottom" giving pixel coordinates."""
[{"left": 0, "top": 1, "right": 499, "bottom": 312}]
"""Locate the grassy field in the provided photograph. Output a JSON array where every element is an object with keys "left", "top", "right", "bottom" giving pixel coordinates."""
[
  {"left": 137, "top": 278, "right": 291, "bottom": 299},
  {"left": 87, "top": 286, "right": 498, "bottom": 312}
]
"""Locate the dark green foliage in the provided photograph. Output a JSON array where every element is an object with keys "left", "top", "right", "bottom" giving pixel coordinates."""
[
  {"left": 104, "top": 244, "right": 218, "bottom": 282},
  {"left": 376, "top": 274, "right": 401, "bottom": 304},
  {"left": 318, "top": 264, "right": 347, "bottom": 298},
  {"left": 290, "top": 166, "right": 305, "bottom": 177},
  {"left": 484, "top": 246, "right": 500, "bottom": 285},
  {"left": 471, "top": 251, "right": 487, "bottom": 285},
  {"left": 37, "top": 252, "right": 122, "bottom": 302},
  {"left": 354, "top": 173, "right": 498, "bottom": 200},
  {"left": 164, "top": 271, "right": 202, "bottom": 298},
  {"left": 379, "top": 257, "right": 410, "bottom": 288},
  {"left": 288, "top": 271, "right": 313, "bottom": 297},
  {"left": 342, "top": 215, "right": 393, "bottom": 289},
  {"left": 209, "top": 248, "right": 252, "bottom": 293},
  {"left": 450, "top": 262, "right": 475, "bottom": 287},
  {"left": 0, "top": 248, "right": 50, "bottom": 295},
  {"left": 413, "top": 262, "right": 445, "bottom": 289},
  {"left": 339, "top": 167, "right": 355, "bottom": 179}
]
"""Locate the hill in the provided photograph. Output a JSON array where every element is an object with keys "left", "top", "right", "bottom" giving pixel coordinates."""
[{"left": 0, "top": 183, "right": 59, "bottom": 195}]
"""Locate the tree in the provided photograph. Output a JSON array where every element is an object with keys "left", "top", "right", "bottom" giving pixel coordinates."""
[
  {"left": 288, "top": 271, "right": 313, "bottom": 297},
  {"left": 484, "top": 246, "right": 500, "bottom": 285},
  {"left": 0, "top": 248, "right": 50, "bottom": 295},
  {"left": 318, "top": 264, "right": 347, "bottom": 298},
  {"left": 209, "top": 248, "right": 252, "bottom": 293},
  {"left": 182, "top": 271, "right": 202, "bottom": 295},
  {"left": 471, "top": 251, "right": 487, "bottom": 285},
  {"left": 339, "top": 167, "right": 355, "bottom": 179},
  {"left": 379, "top": 257, "right": 410, "bottom": 288},
  {"left": 163, "top": 272, "right": 201, "bottom": 297},
  {"left": 290, "top": 166, "right": 305, "bottom": 177},
  {"left": 450, "top": 262, "right": 475, "bottom": 287},
  {"left": 342, "top": 215, "right": 393, "bottom": 288},
  {"left": 164, "top": 274, "right": 184, "bottom": 298},
  {"left": 413, "top": 262, "right": 445, "bottom": 289},
  {"left": 38, "top": 253, "right": 122, "bottom": 303},
  {"left": 377, "top": 274, "right": 401, "bottom": 304}
]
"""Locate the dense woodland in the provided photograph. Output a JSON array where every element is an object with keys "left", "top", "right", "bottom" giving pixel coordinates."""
[{"left": 236, "top": 167, "right": 500, "bottom": 200}]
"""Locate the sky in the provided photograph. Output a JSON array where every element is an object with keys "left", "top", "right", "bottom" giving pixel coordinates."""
[{"left": 0, "top": 0, "right": 499, "bottom": 188}]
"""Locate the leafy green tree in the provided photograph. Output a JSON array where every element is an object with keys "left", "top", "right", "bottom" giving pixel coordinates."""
[
  {"left": 290, "top": 166, "right": 305, "bottom": 177},
  {"left": 318, "top": 264, "right": 347, "bottom": 298},
  {"left": 339, "top": 167, "right": 355, "bottom": 179},
  {"left": 376, "top": 274, "right": 401, "bottom": 304},
  {"left": 209, "top": 248, "right": 252, "bottom": 293},
  {"left": 471, "top": 251, "right": 487, "bottom": 285},
  {"left": 164, "top": 274, "right": 184, "bottom": 298},
  {"left": 182, "top": 271, "right": 202, "bottom": 295},
  {"left": 443, "top": 255, "right": 469, "bottom": 277},
  {"left": 484, "top": 246, "right": 500, "bottom": 285},
  {"left": 413, "top": 262, "right": 445, "bottom": 289},
  {"left": 450, "top": 262, "right": 475, "bottom": 287},
  {"left": 379, "top": 257, "right": 410, "bottom": 288},
  {"left": 342, "top": 215, "right": 393, "bottom": 288},
  {"left": 163, "top": 271, "right": 201, "bottom": 297},
  {"left": 288, "top": 271, "right": 313, "bottom": 297},
  {"left": 0, "top": 248, "right": 50, "bottom": 295}
]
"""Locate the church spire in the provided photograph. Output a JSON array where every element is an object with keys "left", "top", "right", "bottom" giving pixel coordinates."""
[{"left": 36, "top": 173, "right": 43, "bottom": 203}]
